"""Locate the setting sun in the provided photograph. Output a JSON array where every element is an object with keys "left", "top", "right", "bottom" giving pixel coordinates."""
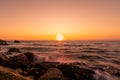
[{"left": 56, "top": 34, "right": 64, "bottom": 41}]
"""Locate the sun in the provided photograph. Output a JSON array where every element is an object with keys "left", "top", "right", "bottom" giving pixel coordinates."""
[{"left": 56, "top": 34, "right": 64, "bottom": 41}]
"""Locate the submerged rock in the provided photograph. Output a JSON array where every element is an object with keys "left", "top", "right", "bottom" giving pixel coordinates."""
[
  {"left": 0, "top": 66, "right": 32, "bottom": 80},
  {"left": 14, "top": 40, "right": 21, "bottom": 43},
  {"left": 58, "top": 64, "right": 95, "bottom": 80},
  {"left": 8, "top": 47, "right": 21, "bottom": 53},
  {"left": 0, "top": 40, "right": 8, "bottom": 45},
  {"left": 39, "top": 68, "right": 65, "bottom": 80}
]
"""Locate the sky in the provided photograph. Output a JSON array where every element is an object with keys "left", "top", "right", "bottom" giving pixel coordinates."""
[{"left": 0, "top": 0, "right": 120, "bottom": 40}]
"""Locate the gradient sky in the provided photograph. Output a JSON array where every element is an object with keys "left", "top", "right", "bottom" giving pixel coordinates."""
[{"left": 0, "top": 0, "right": 120, "bottom": 40}]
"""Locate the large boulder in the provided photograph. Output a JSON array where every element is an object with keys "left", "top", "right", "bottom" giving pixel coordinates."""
[
  {"left": 8, "top": 47, "right": 21, "bottom": 53},
  {"left": 39, "top": 68, "right": 65, "bottom": 80},
  {"left": 3, "top": 54, "right": 29, "bottom": 69},
  {"left": 0, "top": 66, "right": 32, "bottom": 80},
  {"left": 0, "top": 40, "right": 8, "bottom": 45},
  {"left": 58, "top": 64, "right": 95, "bottom": 80}
]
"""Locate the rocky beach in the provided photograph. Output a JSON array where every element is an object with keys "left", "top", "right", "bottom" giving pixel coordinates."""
[{"left": 0, "top": 40, "right": 120, "bottom": 80}]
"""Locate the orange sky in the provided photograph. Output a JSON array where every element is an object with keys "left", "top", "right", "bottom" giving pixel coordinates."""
[{"left": 0, "top": 0, "right": 120, "bottom": 40}]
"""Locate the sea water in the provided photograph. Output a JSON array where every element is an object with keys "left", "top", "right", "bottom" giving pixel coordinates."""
[{"left": 0, "top": 40, "right": 120, "bottom": 80}]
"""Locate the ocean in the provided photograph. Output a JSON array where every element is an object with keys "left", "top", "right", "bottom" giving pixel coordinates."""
[{"left": 0, "top": 40, "right": 120, "bottom": 80}]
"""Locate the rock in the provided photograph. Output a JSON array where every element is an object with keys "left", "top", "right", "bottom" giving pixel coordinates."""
[
  {"left": 3, "top": 54, "right": 29, "bottom": 69},
  {"left": 114, "top": 72, "right": 120, "bottom": 77},
  {"left": 8, "top": 47, "right": 21, "bottom": 53},
  {"left": 35, "top": 62, "right": 59, "bottom": 69},
  {"left": 0, "top": 66, "right": 32, "bottom": 80},
  {"left": 24, "top": 52, "right": 35, "bottom": 62},
  {"left": 0, "top": 54, "right": 8, "bottom": 65},
  {"left": 39, "top": 68, "right": 65, "bottom": 80},
  {"left": 14, "top": 40, "right": 21, "bottom": 43},
  {"left": 58, "top": 64, "right": 95, "bottom": 80},
  {"left": 27, "top": 62, "right": 60, "bottom": 80},
  {"left": 26, "top": 67, "right": 40, "bottom": 79},
  {"left": 0, "top": 40, "right": 8, "bottom": 45}
]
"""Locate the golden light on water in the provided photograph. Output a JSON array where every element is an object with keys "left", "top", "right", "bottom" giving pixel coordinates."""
[{"left": 56, "top": 34, "right": 64, "bottom": 41}]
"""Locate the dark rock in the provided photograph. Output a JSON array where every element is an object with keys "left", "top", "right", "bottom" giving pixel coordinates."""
[
  {"left": 0, "top": 54, "right": 8, "bottom": 65},
  {"left": 26, "top": 67, "right": 40, "bottom": 79},
  {"left": 114, "top": 72, "right": 120, "bottom": 77},
  {"left": 39, "top": 68, "right": 65, "bottom": 80},
  {"left": 8, "top": 47, "right": 21, "bottom": 53},
  {"left": 0, "top": 40, "right": 8, "bottom": 45},
  {"left": 27, "top": 62, "right": 60, "bottom": 80},
  {"left": 14, "top": 40, "right": 21, "bottom": 43},
  {"left": 35, "top": 62, "right": 59, "bottom": 69},
  {"left": 24, "top": 52, "right": 35, "bottom": 62},
  {"left": 3, "top": 54, "right": 29, "bottom": 69},
  {"left": 58, "top": 64, "right": 95, "bottom": 80}
]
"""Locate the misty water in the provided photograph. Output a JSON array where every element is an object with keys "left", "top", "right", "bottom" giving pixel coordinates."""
[{"left": 0, "top": 40, "right": 120, "bottom": 80}]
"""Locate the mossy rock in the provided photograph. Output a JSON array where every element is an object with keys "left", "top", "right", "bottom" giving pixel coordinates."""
[{"left": 0, "top": 66, "right": 33, "bottom": 80}]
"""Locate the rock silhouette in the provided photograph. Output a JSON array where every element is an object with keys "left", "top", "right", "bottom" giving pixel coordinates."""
[
  {"left": 14, "top": 40, "right": 21, "bottom": 43},
  {"left": 0, "top": 40, "right": 8, "bottom": 45}
]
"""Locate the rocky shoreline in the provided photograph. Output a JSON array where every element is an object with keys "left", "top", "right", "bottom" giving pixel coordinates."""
[
  {"left": 0, "top": 40, "right": 120, "bottom": 80},
  {"left": 0, "top": 42, "right": 95, "bottom": 80},
  {"left": 0, "top": 50, "right": 95, "bottom": 80}
]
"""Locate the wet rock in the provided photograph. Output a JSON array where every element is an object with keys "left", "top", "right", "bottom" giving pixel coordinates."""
[
  {"left": 35, "top": 62, "right": 59, "bottom": 69},
  {"left": 27, "top": 62, "right": 60, "bottom": 80},
  {"left": 3, "top": 54, "right": 29, "bottom": 69},
  {"left": 0, "top": 66, "right": 32, "bottom": 80},
  {"left": 39, "top": 68, "right": 65, "bottom": 80},
  {"left": 24, "top": 52, "right": 35, "bottom": 62},
  {"left": 8, "top": 47, "right": 21, "bottom": 53},
  {"left": 26, "top": 67, "right": 40, "bottom": 79},
  {"left": 114, "top": 72, "right": 120, "bottom": 77},
  {"left": 0, "top": 54, "right": 8, "bottom": 65},
  {"left": 14, "top": 40, "right": 21, "bottom": 43},
  {"left": 0, "top": 40, "right": 8, "bottom": 45},
  {"left": 58, "top": 64, "right": 95, "bottom": 80}
]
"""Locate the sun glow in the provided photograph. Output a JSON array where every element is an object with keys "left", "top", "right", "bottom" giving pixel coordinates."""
[{"left": 56, "top": 34, "right": 64, "bottom": 41}]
